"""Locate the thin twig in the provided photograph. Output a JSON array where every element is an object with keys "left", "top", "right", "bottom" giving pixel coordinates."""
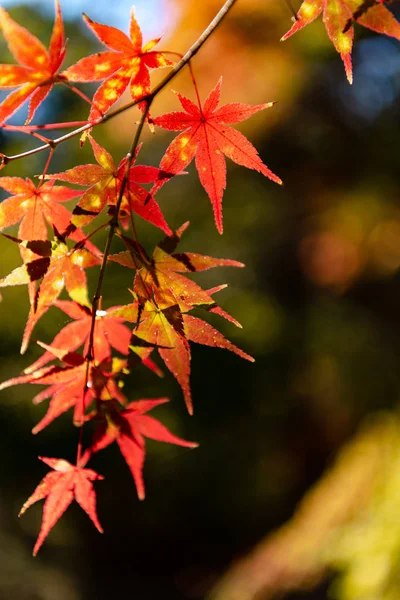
[
  {"left": 86, "top": 106, "right": 149, "bottom": 363},
  {"left": 3, "top": 121, "right": 88, "bottom": 132},
  {"left": 284, "top": 0, "right": 298, "bottom": 20}
]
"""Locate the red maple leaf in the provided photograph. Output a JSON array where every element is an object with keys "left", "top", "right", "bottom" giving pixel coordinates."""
[
  {"left": 24, "top": 300, "right": 131, "bottom": 370},
  {"left": 46, "top": 135, "right": 172, "bottom": 234},
  {"left": 151, "top": 78, "right": 282, "bottom": 233},
  {"left": 0, "top": 0, "right": 66, "bottom": 123},
  {"left": 281, "top": 0, "right": 400, "bottom": 83},
  {"left": 23, "top": 299, "right": 162, "bottom": 379},
  {"left": 82, "top": 398, "right": 197, "bottom": 500},
  {"left": 0, "top": 350, "right": 127, "bottom": 432},
  {"left": 63, "top": 8, "right": 173, "bottom": 122},
  {"left": 19, "top": 457, "right": 103, "bottom": 556}
]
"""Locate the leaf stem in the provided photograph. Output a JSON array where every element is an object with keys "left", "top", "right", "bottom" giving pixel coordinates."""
[
  {"left": 1, "top": 123, "right": 53, "bottom": 145},
  {"left": 59, "top": 79, "right": 94, "bottom": 106},
  {"left": 161, "top": 52, "right": 202, "bottom": 112},
  {"left": 283, "top": 0, "right": 298, "bottom": 20},
  {"left": 37, "top": 148, "right": 55, "bottom": 189},
  {"left": 129, "top": 206, "right": 148, "bottom": 267}
]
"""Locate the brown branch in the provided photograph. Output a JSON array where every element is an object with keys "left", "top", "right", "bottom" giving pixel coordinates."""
[
  {"left": 86, "top": 106, "right": 148, "bottom": 363},
  {"left": 1, "top": 0, "right": 238, "bottom": 165},
  {"left": 76, "top": 105, "right": 148, "bottom": 468},
  {"left": 283, "top": 0, "right": 299, "bottom": 20},
  {"left": 75, "top": 0, "right": 239, "bottom": 465}
]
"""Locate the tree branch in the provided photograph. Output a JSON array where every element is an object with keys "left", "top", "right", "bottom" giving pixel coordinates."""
[
  {"left": 1, "top": 0, "right": 238, "bottom": 167},
  {"left": 74, "top": 0, "right": 238, "bottom": 466}
]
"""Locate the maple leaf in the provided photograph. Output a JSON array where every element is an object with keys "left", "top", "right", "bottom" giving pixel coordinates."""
[
  {"left": 109, "top": 221, "right": 244, "bottom": 312},
  {"left": 19, "top": 457, "right": 103, "bottom": 556},
  {"left": 82, "top": 398, "right": 197, "bottom": 500},
  {"left": 46, "top": 135, "right": 172, "bottom": 234},
  {"left": 0, "top": 0, "right": 66, "bottom": 123},
  {"left": 26, "top": 300, "right": 131, "bottom": 370},
  {"left": 281, "top": 0, "right": 400, "bottom": 83},
  {"left": 0, "top": 350, "right": 127, "bottom": 432},
  {"left": 0, "top": 235, "right": 101, "bottom": 353},
  {"left": 201, "top": 284, "right": 243, "bottom": 329},
  {"left": 151, "top": 78, "right": 282, "bottom": 233},
  {"left": 130, "top": 301, "right": 254, "bottom": 414},
  {"left": 109, "top": 223, "right": 253, "bottom": 412},
  {"left": 23, "top": 299, "right": 152, "bottom": 373},
  {"left": 343, "top": 0, "right": 387, "bottom": 30},
  {"left": 63, "top": 8, "right": 173, "bottom": 122},
  {"left": 0, "top": 177, "right": 82, "bottom": 241}
]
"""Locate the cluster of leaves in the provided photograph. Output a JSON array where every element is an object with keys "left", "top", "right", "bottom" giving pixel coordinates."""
[
  {"left": 0, "top": 1, "right": 279, "bottom": 555},
  {"left": 1, "top": 0, "right": 399, "bottom": 560}
]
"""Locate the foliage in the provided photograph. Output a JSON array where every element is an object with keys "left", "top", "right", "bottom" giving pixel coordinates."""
[
  {"left": 0, "top": 1, "right": 400, "bottom": 595},
  {"left": 0, "top": 0, "right": 277, "bottom": 555}
]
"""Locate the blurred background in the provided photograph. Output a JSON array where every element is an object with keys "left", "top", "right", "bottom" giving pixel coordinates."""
[{"left": 1, "top": 0, "right": 400, "bottom": 598}]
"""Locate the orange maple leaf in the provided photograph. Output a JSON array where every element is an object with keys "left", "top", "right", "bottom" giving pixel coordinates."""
[
  {"left": 0, "top": 0, "right": 66, "bottom": 123},
  {"left": 22, "top": 300, "right": 164, "bottom": 379},
  {"left": 0, "top": 177, "right": 81, "bottom": 241},
  {"left": 109, "top": 221, "right": 244, "bottom": 312},
  {"left": 131, "top": 302, "right": 254, "bottom": 414},
  {"left": 0, "top": 349, "right": 128, "bottom": 432},
  {"left": 63, "top": 8, "right": 173, "bottom": 122},
  {"left": 281, "top": 0, "right": 400, "bottom": 84}
]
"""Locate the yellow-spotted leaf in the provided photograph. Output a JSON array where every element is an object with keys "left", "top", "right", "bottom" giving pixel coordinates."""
[{"left": 63, "top": 8, "right": 174, "bottom": 122}]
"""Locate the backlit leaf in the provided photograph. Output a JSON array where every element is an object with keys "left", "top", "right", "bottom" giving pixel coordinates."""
[
  {"left": 152, "top": 79, "right": 282, "bottom": 233},
  {"left": 19, "top": 457, "right": 103, "bottom": 555},
  {"left": 0, "top": 1, "right": 66, "bottom": 123}
]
